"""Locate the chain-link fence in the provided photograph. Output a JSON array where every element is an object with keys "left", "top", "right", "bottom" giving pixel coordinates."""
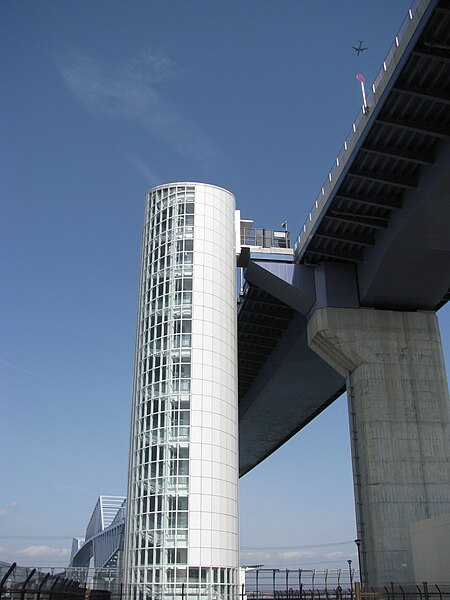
[
  {"left": 243, "top": 573, "right": 450, "bottom": 600},
  {"left": 244, "top": 568, "right": 355, "bottom": 599},
  {"left": 2, "top": 564, "right": 448, "bottom": 600},
  {"left": 0, "top": 563, "right": 111, "bottom": 600},
  {"left": 354, "top": 582, "right": 450, "bottom": 600}
]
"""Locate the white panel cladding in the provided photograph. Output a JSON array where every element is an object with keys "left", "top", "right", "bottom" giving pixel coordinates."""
[{"left": 189, "top": 183, "right": 239, "bottom": 568}]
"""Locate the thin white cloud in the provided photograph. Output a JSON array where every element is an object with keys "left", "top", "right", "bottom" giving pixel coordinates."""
[
  {"left": 278, "top": 550, "right": 316, "bottom": 560},
  {"left": 54, "top": 48, "right": 219, "bottom": 165},
  {"left": 0, "top": 510, "right": 7, "bottom": 518},
  {"left": 326, "top": 551, "right": 345, "bottom": 559},
  {"left": 9, "top": 501, "right": 17, "bottom": 508},
  {"left": 18, "top": 545, "right": 70, "bottom": 558},
  {"left": 122, "top": 48, "right": 174, "bottom": 85},
  {"left": 241, "top": 550, "right": 272, "bottom": 562},
  {"left": 126, "top": 154, "right": 160, "bottom": 185},
  {"left": 55, "top": 483, "right": 87, "bottom": 494},
  {"left": 0, "top": 358, "right": 46, "bottom": 380}
]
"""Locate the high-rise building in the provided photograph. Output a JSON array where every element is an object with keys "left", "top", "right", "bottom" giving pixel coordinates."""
[{"left": 124, "top": 183, "right": 240, "bottom": 600}]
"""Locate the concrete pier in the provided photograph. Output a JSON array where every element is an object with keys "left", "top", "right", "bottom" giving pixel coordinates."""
[{"left": 308, "top": 308, "right": 450, "bottom": 585}]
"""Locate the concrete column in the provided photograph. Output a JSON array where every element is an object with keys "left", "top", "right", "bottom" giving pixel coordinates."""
[{"left": 307, "top": 308, "right": 450, "bottom": 586}]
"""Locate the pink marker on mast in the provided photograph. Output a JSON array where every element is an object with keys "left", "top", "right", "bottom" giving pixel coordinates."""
[{"left": 356, "top": 73, "right": 367, "bottom": 110}]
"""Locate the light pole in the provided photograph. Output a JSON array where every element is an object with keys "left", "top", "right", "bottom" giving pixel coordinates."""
[
  {"left": 354, "top": 539, "right": 363, "bottom": 587},
  {"left": 347, "top": 560, "right": 353, "bottom": 600}
]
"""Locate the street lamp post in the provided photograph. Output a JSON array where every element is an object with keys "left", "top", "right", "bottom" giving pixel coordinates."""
[
  {"left": 354, "top": 539, "right": 363, "bottom": 587},
  {"left": 348, "top": 560, "right": 353, "bottom": 600}
]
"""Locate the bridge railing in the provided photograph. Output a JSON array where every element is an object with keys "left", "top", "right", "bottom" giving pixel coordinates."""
[
  {"left": 241, "top": 228, "right": 291, "bottom": 250},
  {"left": 293, "top": 0, "right": 432, "bottom": 260}
]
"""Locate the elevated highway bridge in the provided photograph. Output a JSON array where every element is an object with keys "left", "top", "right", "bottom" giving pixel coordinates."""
[{"left": 237, "top": 0, "right": 450, "bottom": 586}]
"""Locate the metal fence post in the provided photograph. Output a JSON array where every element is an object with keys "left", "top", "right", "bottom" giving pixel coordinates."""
[
  {"left": 37, "top": 573, "right": 50, "bottom": 600},
  {"left": 48, "top": 575, "right": 61, "bottom": 600},
  {"left": 20, "top": 568, "right": 36, "bottom": 600},
  {"left": 0, "top": 563, "right": 17, "bottom": 599},
  {"left": 58, "top": 577, "right": 71, "bottom": 600}
]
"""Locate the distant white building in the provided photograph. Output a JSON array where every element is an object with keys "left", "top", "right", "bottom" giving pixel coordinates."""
[
  {"left": 68, "top": 495, "right": 126, "bottom": 588},
  {"left": 410, "top": 513, "right": 450, "bottom": 583}
]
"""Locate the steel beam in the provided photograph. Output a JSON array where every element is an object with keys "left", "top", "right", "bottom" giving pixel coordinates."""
[
  {"left": 393, "top": 84, "right": 450, "bottom": 105},
  {"left": 348, "top": 169, "right": 417, "bottom": 189},
  {"left": 377, "top": 116, "right": 450, "bottom": 138},
  {"left": 334, "top": 191, "right": 402, "bottom": 210},
  {"left": 360, "top": 144, "right": 435, "bottom": 165},
  {"left": 307, "top": 246, "right": 363, "bottom": 262},
  {"left": 315, "top": 229, "right": 375, "bottom": 247},
  {"left": 326, "top": 212, "right": 388, "bottom": 229},
  {"left": 412, "top": 45, "right": 450, "bottom": 63}
]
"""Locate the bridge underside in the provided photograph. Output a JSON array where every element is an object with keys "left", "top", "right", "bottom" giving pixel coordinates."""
[
  {"left": 238, "top": 0, "right": 450, "bottom": 477},
  {"left": 296, "top": 0, "right": 450, "bottom": 311},
  {"left": 238, "top": 286, "right": 345, "bottom": 476}
]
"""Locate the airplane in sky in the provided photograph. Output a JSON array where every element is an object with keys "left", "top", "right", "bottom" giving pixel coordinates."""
[{"left": 352, "top": 40, "right": 368, "bottom": 55}]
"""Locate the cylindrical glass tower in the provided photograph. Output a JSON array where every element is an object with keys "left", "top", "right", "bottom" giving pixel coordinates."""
[{"left": 124, "top": 183, "right": 239, "bottom": 600}]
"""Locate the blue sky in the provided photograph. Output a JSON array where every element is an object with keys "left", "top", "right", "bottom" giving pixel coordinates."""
[{"left": 2, "top": 0, "right": 449, "bottom": 571}]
